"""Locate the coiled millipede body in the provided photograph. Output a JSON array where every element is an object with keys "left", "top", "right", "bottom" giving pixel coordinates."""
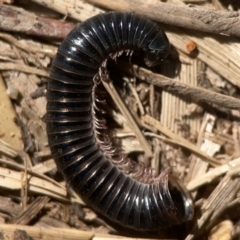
[{"left": 46, "top": 11, "right": 194, "bottom": 230}]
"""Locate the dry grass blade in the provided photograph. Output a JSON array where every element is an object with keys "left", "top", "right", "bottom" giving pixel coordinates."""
[
  {"left": 0, "top": 166, "right": 83, "bottom": 204},
  {"left": 0, "top": 140, "right": 18, "bottom": 158},
  {"left": 186, "top": 176, "right": 240, "bottom": 240},
  {"left": 0, "top": 224, "right": 173, "bottom": 240},
  {"left": 142, "top": 115, "right": 221, "bottom": 167},
  {"left": 166, "top": 30, "right": 240, "bottom": 87},
  {"left": 0, "top": 224, "right": 94, "bottom": 240},
  {"left": 0, "top": 158, "right": 61, "bottom": 188},
  {"left": 102, "top": 80, "right": 153, "bottom": 157},
  {"left": 187, "top": 157, "right": 240, "bottom": 190}
]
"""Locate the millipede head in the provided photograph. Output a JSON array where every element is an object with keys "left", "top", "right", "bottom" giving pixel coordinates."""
[{"left": 144, "top": 30, "right": 170, "bottom": 67}]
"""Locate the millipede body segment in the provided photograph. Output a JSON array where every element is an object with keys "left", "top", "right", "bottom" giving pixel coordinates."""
[{"left": 46, "top": 11, "right": 194, "bottom": 230}]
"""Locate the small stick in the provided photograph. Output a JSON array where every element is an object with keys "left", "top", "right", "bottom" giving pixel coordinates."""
[
  {"left": 32, "top": 0, "right": 103, "bottom": 22},
  {"left": 130, "top": 65, "right": 240, "bottom": 110},
  {"left": 12, "top": 196, "right": 50, "bottom": 225},
  {"left": 0, "top": 5, "right": 74, "bottom": 38},
  {"left": 0, "top": 63, "right": 48, "bottom": 77},
  {"left": 86, "top": 0, "right": 240, "bottom": 37}
]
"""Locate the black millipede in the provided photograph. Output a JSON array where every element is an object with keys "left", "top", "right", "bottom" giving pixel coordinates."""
[{"left": 46, "top": 11, "right": 194, "bottom": 230}]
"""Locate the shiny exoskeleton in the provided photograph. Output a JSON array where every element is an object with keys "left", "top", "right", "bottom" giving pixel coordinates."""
[{"left": 46, "top": 11, "right": 194, "bottom": 230}]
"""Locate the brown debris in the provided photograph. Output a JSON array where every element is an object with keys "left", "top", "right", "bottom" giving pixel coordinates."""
[{"left": 186, "top": 41, "right": 197, "bottom": 53}]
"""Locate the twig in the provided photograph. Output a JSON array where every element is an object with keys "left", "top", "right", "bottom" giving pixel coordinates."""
[
  {"left": 0, "top": 5, "right": 74, "bottom": 38},
  {"left": 86, "top": 0, "right": 240, "bottom": 37},
  {"left": 11, "top": 196, "right": 50, "bottom": 224},
  {"left": 0, "top": 62, "right": 48, "bottom": 77},
  {"left": 0, "top": 32, "right": 57, "bottom": 57},
  {"left": 130, "top": 65, "right": 240, "bottom": 110},
  {"left": 32, "top": 0, "right": 103, "bottom": 22}
]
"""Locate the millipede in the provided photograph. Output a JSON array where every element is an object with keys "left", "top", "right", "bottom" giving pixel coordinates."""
[{"left": 46, "top": 11, "right": 194, "bottom": 230}]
